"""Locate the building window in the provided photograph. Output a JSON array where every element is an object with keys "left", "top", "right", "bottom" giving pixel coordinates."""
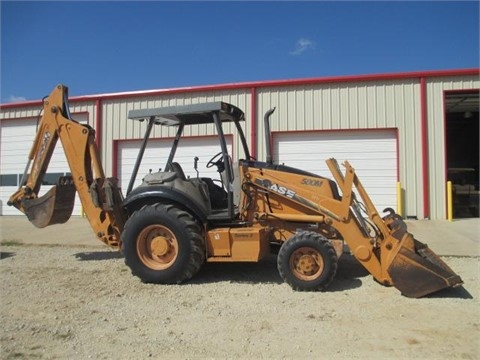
[{"left": 0, "top": 174, "right": 18, "bottom": 186}]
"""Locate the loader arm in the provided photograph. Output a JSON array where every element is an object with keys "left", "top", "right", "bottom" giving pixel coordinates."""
[
  {"left": 326, "top": 159, "right": 463, "bottom": 297},
  {"left": 244, "top": 158, "right": 463, "bottom": 297},
  {"left": 8, "top": 85, "right": 124, "bottom": 248}
]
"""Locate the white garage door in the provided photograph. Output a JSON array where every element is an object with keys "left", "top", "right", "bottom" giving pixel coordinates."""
[
  {"left": 118, "top": 136, "right": 233, "bottom": 195},
  {"left": 0, "top": 115, "right": 88, "bottom": 216},
  {"left": 274, "top": 130, "right": 397, "bottom": 212}
]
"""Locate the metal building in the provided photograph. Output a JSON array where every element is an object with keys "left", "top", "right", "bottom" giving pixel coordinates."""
[{"left": 1, "top": 69, "right": 478, "bottom": 220}]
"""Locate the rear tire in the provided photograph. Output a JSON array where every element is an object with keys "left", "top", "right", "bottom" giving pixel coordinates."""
[
  {"left": 277, "top": 232, "right": 338, "bottom": 291},
  {"left": 121, "top": 204, "right": 205, "bottom": 284}
]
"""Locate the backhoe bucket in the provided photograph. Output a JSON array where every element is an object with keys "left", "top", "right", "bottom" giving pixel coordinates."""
[
  {"left": 23, "top": 176, "right": 76, "bottom": 228},
  {"left": 387, "top": 236, "right": 463, "bottom": 298}
]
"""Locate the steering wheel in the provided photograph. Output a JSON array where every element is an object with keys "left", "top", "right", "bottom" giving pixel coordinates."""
[{"left": 206, "top": 151, "right": 224, "bottom": 169}]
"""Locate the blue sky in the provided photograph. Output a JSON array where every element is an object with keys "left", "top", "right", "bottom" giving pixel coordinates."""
[{"left": 1, "top": 1, "right": 479, "bottom": 102}]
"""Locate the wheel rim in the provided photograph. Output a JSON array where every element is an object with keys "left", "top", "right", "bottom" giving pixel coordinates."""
[
  {"left": 289, "top": 247, "right": 324, "bottom": 281},
  {"left": 136, "top": 224, "right": 178, "bottom": 270}
]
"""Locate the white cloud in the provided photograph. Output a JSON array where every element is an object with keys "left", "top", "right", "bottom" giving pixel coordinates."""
[
  {"left": 5, "top": 95, "right": 27, "bottom": 103},
  {"left": 289, "top": 38, "right": 316, "bottom": 56}
]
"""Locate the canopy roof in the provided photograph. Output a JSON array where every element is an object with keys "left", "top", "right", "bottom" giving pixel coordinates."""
[{"left": 128, "top": 102, "right": 244, "bottom": 126}]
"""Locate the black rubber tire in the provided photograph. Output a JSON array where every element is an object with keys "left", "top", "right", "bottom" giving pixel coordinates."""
[
  {"left": 277, "top": 232, "right": 338, "bottom": 291},
  {"left": 121, "top": 203, "right": 205, "bottom": 284}
]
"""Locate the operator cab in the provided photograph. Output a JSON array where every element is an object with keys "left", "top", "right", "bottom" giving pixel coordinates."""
[{"left": 126, "top": 102, "right": 250, "bottom": 223}]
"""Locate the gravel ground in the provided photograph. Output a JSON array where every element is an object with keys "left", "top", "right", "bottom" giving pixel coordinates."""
[{"left": 0, "top": 244, "right": 479, "bottom": 360}]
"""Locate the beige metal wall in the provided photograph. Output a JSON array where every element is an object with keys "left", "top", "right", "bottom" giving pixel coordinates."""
[
  {"left": 0, "top": 101, "right": 96, "bottom": 125},
  {"left": 100, "top": 89, "right": 251, "bottom": 176},
  {"left": 0, "top": 106, "right": 40, "bottom": 120},
  {"left": 1, "top": 73, "right": 478, "bottom": 219},
  {"left": 426, "top": 75, "right": 480, "bottom": 219},
  {"left": 256, "top": 80, "right": 424, "bottom": 218}
]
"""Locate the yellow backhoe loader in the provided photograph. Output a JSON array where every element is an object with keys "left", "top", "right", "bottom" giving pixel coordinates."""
[{"left": 8, "top": 85, "right": 463, "bottom": 297}]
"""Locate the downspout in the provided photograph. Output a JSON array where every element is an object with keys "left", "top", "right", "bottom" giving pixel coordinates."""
[
  {"left": 442, "top": 90, "right": 449, "bottom": 220},
  {"left": 420, "top": 77, "right": 430, "bottom": 219}
]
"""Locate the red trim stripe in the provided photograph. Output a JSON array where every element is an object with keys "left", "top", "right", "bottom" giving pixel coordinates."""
[
  {"left": 2, "top": 68, "right": 478, "bottom": 108},
  {"left": 94, "top": 99, "right": 102, "bottom": 151},
  {"left": 112, "top": 140, "right": 118, "bottom": 178},
  {"left": 420, "top": 77, "right": 429, "bottom": 219}
]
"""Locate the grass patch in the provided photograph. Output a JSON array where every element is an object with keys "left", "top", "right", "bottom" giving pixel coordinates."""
[
  {"left": 5, "top": 352, "right": 41, "bottom": 359},
  {"left": 0, "top": 240, "right": 24, "bottom": 246}
]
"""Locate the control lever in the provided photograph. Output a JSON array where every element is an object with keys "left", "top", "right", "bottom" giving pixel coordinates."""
[{"left": 194, "top": 156, "right": 199, "bottom": 178}]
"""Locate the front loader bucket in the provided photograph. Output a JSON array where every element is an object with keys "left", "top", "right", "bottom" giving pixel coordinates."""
[
  {"left": 387, "top": 237, "right": 463, "bottom": 298},
  {"left": 23, "top": 176, "right": 76, "bottom": 228}
]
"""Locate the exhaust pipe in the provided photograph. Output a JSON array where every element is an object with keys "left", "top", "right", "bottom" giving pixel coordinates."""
[{"left": 264, "top": 107, "right": 276, "bottom": 165}]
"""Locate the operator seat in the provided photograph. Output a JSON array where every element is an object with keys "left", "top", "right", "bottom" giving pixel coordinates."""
[
  {"left": 201, "top": 178, "right": 228, "bottom": 209},
  {"left": 170, "top": 162, "right": 187, "bottom": 181}
]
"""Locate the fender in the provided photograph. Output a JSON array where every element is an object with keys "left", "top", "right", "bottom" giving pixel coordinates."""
[{"left": 123, "top": 185, "right": 209, "bottom": 223}]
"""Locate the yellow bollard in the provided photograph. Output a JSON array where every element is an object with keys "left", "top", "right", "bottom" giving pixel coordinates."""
[
  {"left": 396, "top": 182, "right": 403, "bottom": 218},
  {"left": 447, "top": 181, "right": 453, "bottom": 222}
]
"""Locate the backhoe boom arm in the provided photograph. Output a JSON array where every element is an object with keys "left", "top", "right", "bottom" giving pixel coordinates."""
[{"left": 8, "top": 85, "right": 124, "bottom": 248}]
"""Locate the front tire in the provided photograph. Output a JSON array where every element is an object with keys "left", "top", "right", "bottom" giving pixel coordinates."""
[
  {"left": 121, "top": 204, "right": 205, "bottom": 284},
  {"left": 277, "top": 232, "right": 338, "bottom": 291}
]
